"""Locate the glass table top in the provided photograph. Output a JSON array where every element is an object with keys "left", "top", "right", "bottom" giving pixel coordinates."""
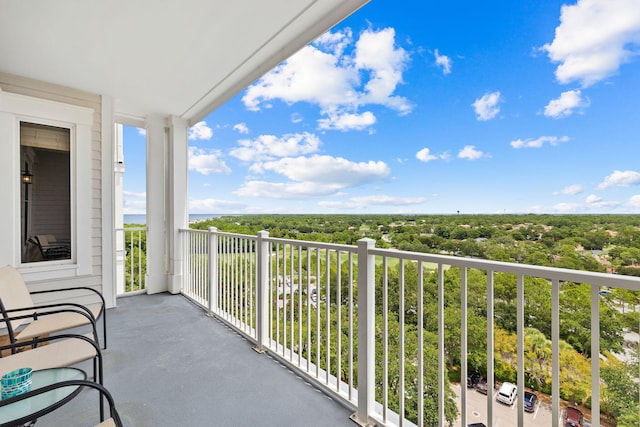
[{"left": 0, "top": 367, "right": 86, "bottom": 425}]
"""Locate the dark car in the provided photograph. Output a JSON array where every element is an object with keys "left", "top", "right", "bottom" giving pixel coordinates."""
[
  {"left": 564, "top": 407, "right": 584, "bottom": 427},
  {"left": 475, "top": 378, "right": 488, "bottom": 394},
  {"left": 468, "top": 424, "right": 486, "bottom": 427},
  {"left": 466, "top": 372, "right": 481, "bottom": 388},
  {"left": 523, "top": 391, "right": 538, "bottom": 412}
]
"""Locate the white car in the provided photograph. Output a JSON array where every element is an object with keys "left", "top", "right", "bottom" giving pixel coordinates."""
[{"left": 496, "top": 382, "right": 517, "bottom": 406}]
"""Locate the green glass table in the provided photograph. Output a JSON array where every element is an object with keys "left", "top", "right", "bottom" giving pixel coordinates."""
[{"left": 0, "top": 367, "right": 86, "bottom": 426}]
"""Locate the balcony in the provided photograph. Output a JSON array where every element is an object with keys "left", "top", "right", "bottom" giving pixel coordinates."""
[{"left": 51, "top": 228, "right": 640, "bottom": 426}]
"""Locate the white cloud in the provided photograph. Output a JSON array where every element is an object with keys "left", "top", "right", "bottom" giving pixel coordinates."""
[
  {"left": 350, "top": 195, "right": 426, "bottom": 205},
  {"left": 510, "top": 135, "right": 569, "bottom": 148},
  {"left": 235, "top": 155, "right": 390, "bottom": 198},
  {"left": 416, "top": 148, "right": 437, "bottom": 163},
  {"left": 189, "top": 198, "right": 246, "bottom": 214},
  {"left": 290, "top": 113, "right": 303, "bottom": 123},
  {"left": 233, "top": 123, "right": 249, "bottom": 134},
  {"left": 458, "top": 145, "right": 487, "bottom": 160},
  {"left": 585, "top": 194, "right": 620, "bottom": 209},
  {"left": 416, "top": 147, "right": 448, "bottom": 163},
  {"left": 434, "top": 49, "right": 452, "bottom": 75},
  {"left": 188, "top": 147, "right": 231, "bottom": 175},
  {"left": 472, "top": 91, "right": 502, "bottom": 121},
  {"left": 553, "top": 202, "right": 581, "bottom": 213},
  {"left": 137, "top": 128, "right": 146, "bottom": 136},
  {"left": 318, "top": 111, "right": 376, "bottom": 131},
  {"left": 234, "top": 181, "right": 344, "bottom": 199},
  {"left": 542, "top": 0, "right": 640, "bottom": 87},
  {"left": 319, "top": 195, "right": 426, "bottom": 210},
  {"left": 242, "top": 27, "right": 411, "bottom": 131},
  {"left": 123, "top": 190, "right": 146, "bottom": 198},
  {"left": 627, "top": 195, "right": 640, "bottom": 208},
  {"left": 543, "top": 90, "right": 590, "bottom": 118},
  {"left": 123, "top": 191, "right": 146, "bottom": 214},
  {"left": 598, "top": 170, "right": 640, "bottom": 189},
  {"left": 585, "top": 194, "right": 602, "bottom": 204},
  {"left": 554, "top": 184, "right": 584, "bottom": 195},
  {"left": 257, "top": 155, "right": 390, "bottom": 184},
  {"left": 188, "top": 121, "right": 213, "bottom": 140},
  {"left": 230, "top": 132, "right": 321, "bottom": 162}
]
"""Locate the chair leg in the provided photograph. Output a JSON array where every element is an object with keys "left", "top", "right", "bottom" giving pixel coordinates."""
[{"left": 103, "top": 310, "right": 107, "bottom": 349}]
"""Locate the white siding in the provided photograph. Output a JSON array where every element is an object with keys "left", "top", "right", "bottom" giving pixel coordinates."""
[{"left": 0, "top": 72, "right": 104, "bottom": 302}]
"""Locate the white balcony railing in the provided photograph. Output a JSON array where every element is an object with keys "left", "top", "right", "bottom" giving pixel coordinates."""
[
  {"left": 180, "top": 227, "right": 640, "bottom": 427},
  {"left": 115, "top": 227, "right": 147, "bottom": 296}
]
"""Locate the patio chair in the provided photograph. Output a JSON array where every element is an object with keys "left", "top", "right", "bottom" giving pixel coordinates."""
[
  {"left": 29, "top": 234, "right": 71, "bottom": 260},
  {"left": 0, "top": 264, "right": 106, "bottom": 349},
  {"left": 0, "top": 300, "right": 103, "bottom": 386},
  {"left": 0, "top": 379, "right": 122, "bottom": 427}
]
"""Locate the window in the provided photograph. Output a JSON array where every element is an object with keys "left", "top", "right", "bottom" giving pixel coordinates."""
[
  {"left": 0, "top": 89, "right": 93, "bottom": 276},
  {"left": 20, "top": 122, "right": 72, "bottom": 263}
]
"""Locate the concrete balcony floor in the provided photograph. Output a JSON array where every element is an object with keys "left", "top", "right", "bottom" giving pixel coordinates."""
[{"left": 43, "top": 293, "right": 357, "bottom": 426}]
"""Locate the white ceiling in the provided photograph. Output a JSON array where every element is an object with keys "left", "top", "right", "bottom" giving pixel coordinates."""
[{"left": 0, "top": 0, "right": 368, "bottom": 125}]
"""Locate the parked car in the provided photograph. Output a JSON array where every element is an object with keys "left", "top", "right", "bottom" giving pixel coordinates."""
[
  {"left": 466, "top": 371, "right": 481, "bottom": 388},
  {"left": 468, "top": 424, "right": 486, "bottom": 427},
  {"left": 496, "top": 382, "right": 517, "bottom": 406},
  {"left": 523, "top": 391, "right": 538, "bottom": 412},
  {"left": 564, "top": 407, "right": 584, "bottom": 427},
  {"left": 475, "top": 378, "right": 488, "bottom": 394}
]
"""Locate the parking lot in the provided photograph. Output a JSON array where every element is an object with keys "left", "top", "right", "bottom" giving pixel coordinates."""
[{"left": 451, "top": 383, "right": 568, "bottom": 427}]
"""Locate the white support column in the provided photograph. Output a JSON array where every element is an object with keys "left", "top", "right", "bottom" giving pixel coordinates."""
[
  {"left": 145, "top": 114, "right": 167, "bottom": 294},
  {"left": 114, "top": 123, "right": 126, "bottom": 297},
  {"left": 100, "top": 95, "right": 117, "bottom": 308},
  {"left": 351, "top": 238, "right": 375, "bottom": 427},
  {"left": 253, "top": 230, "right": 270, "bottom": 353},
  {"left": 208, "top": 227, "right": 218, "bottom": 316},
  {"left": 167, "top": 116, "right": 189, "bottom": 294}
]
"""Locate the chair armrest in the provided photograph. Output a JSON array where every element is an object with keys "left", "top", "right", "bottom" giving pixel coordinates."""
[
  {"left": 30, "top": 286, "right": 105, "bottom": 315},
  {"left": 3, "top": 301, "right": 99, "bottom": 323}
]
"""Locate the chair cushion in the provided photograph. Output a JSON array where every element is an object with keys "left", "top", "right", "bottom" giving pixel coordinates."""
[
  {"left": 16, "top": 303, "right": 102, "bottom": 341},
  {"left": 95, "top": 418, "right": 117, "bottom": 427},
  {"left": 0, "top": 333, "right": 96, "bottom": 376},
  {"left": 0, "top": 265, "right": 36, "bottom": 330}
]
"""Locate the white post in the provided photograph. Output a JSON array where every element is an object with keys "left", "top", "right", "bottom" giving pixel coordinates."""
[
  {"left": 351, "top": 238, "right": 375, "bottom": 427},
  {"left": 253, "top": 230, "right": 269, "bottom": 353},
  {"left": 167, "top": 116, "right": 189, "bottom": 294},
  {"left": 101, "top": 95, "right": 117, "bottom": 308},
  {"left": 114, "top": 123, "right": 125, "bottom": 297},
  {"left": 144, "top": 114, "right": 167, "bottom": 294},
  {"left": 208, "top": 227, "right": 218, "bottom": 316}
]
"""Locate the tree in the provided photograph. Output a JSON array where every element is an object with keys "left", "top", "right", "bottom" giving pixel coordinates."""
[{"left": 601, "top": 358, "right": 640, "bottom": 423}]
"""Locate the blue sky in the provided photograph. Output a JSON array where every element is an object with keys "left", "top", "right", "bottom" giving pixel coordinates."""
[{"left": 123, "top": 0, "right": 640, "bottom": 215}]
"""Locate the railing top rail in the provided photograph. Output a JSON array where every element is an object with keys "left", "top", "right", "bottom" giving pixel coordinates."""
[
  {"left": 116, "top": 227, "right": 147, "bottom": 232},
  {"left": 179, "top": 228, "right": 206, "bottom": 234},
  {"left": 264, "top": 236, "right": 357, "bottom": 252},
  {"left": 368, "top": 246, "right": 640, "bottom": 290}
]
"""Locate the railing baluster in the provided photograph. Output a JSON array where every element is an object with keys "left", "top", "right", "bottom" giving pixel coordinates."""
[
  {"left": 552, "top": 279, "right": 560, "bottom": 427},
  {"left": 591, "top": 284, "right": 600, "bottom": 427},
  {"left": 437, "top": 263, "right": 445, "bottom": 426},
  {"left": 517, "top": 274, "right": 525, "bottom": 427},
  {"left": 325, "top": 247, "right": 331, "bottom": 385},
  {"left": 417, "top": 260, "right": 424, "bottom": 427},
  {"left": 382, "top": 256, "right": 389, "bottom": 424},
  {"left": 460, "top": 267, "right": 468, "bottom": 427},
  {"left": 487, "top": 270, "right": 495, "bottom": 427}
]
